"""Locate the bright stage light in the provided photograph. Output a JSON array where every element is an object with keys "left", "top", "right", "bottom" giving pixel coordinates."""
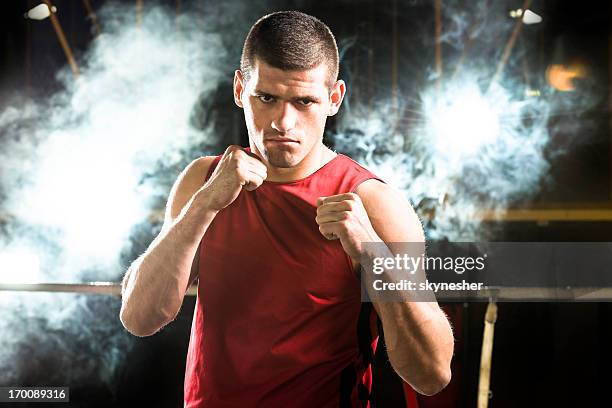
[
  {"left": 509, "top": 9, "right": 523, "bottom": 18},
  {"left": 522, "top": 10, "right": 542, "bottom": 25},
  {"left": 426, "top": 84, "right": 500, "bottom": 159},
  {"left": 509, "top": 8, "right": 542, "bottom": 25},
  {"left": 24, "top": 3, "right": 56, "bottom": 20},
  {"left": 12, "top": 132, "right": 147, "bottom": 272}
]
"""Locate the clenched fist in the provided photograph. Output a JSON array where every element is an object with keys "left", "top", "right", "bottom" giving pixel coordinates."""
[
  {"left": 315, "top": 193, "right": 380, "bottom": 260},
  {"left": 201, "top": 145, "right": 268, "bottom": 212}
]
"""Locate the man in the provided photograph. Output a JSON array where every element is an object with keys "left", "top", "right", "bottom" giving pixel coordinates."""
[{"left": 120, "top": 11, "right": 453, "bottom": 407}]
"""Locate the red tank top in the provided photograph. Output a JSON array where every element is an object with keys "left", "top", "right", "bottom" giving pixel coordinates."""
[{"left": 184, "top": 149, "right": 383, "bottom": 407}]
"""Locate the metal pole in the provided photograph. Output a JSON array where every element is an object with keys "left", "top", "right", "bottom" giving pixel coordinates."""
[
  {"left": 367, "top": 6, "right": 374, "bottom": 118},
  {"left": 136, "top": 0, "right": 143, "bottom": 27},
  {"left": 434, "top": 0, "right": 442, "bottom": 91},
  {"left": 609, "top": 30, "right": 612, "bottom": 199},
  {"left": 41, "top": 0, "right": 80, "bottom": 77},
  {"left": 81, "top": 0, "right": 101, "bottom": 36},
  {"left": 2, "top": 282, "right": 612, "bottom": 300},
  {"left": 491, "top": 0, "right": 532, "bottom": 85},
  {"left": 477, "top": 299, "right": 497, "bottom": 408},
  {"left": 0, "top": 282, "right": 199, "bottom": 297},
  {"left": 391, "top": 0, "right": 399, "bottom": 118},
  {"left": 25, "top": 0, "right": 33, "bottom": 95}
]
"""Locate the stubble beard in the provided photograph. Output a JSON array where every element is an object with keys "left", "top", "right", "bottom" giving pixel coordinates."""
[{"left": 264, "top": 147, "right": 300, "bottom": 168}]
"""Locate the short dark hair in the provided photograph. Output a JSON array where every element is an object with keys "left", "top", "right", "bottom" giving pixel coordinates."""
[{"left": 240, "top": 11, "right": 339, "bottom": 89}]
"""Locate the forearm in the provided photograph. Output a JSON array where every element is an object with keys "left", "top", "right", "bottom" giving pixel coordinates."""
[
  {"left": 361, "top": 243, "right": 453, "bottom": 395},
  {"left": 120, "top": 188, "right": 217, "bottom": 336},
  {"left": 374, "top": 300, "right": 453, "bottom": 395}
]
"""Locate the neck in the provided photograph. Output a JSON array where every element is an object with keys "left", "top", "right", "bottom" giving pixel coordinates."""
[{"left": 251, "top": 142, "right": 337, "bottom": 182}]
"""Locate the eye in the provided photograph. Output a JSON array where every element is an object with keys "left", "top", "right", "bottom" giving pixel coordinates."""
[
  {"left": 297, "top": 98, "right": 314, "bottom": 106},
  {"left": 257, "top": 94, "right": 275, "bottom": 103}
]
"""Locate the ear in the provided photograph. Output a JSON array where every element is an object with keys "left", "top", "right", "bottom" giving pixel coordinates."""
[
  {"left": 233, "top": 70, "right": 245, "bottom": 108},
  {"left": 328, "top": 79, "right": 346, "bottom": 116}
]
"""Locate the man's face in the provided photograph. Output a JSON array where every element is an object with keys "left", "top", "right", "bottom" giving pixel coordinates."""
[{"left": 233, "top": 59, "right": 345, "bottom": 168}]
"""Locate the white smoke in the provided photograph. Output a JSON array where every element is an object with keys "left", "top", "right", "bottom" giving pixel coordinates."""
[
  {"left": 331, "top": 1, "right": 598, "bottom": 240},
  {"left": 0, "top": 5, "right": 228, "bottom": 282},
  {"left": 0, "top": 0, "right": 250, "bottom": 388}
]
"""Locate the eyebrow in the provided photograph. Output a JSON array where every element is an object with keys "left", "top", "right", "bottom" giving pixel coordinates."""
[{"left": 253, "top": 89, "right": 321, "bottom": 103}]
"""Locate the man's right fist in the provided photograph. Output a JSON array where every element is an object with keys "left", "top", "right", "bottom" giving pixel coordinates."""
[{"left": 200, "top": 145, "right": 268, "bottom": 211}]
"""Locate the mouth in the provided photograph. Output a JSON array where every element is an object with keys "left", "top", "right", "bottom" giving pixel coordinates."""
[{"left": 264, "top": 137, "right": 300, "bottom": 144}]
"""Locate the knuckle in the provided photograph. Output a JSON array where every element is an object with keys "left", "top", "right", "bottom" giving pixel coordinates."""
[
  {"left": 224, "top": 147, "right": 237, "bottom": 159},
  {"left": 225, "top": 144, "right": 241, "bottom": 153},
  {"left": 229, "top": 149, "right": 246, "bottom": 162}
]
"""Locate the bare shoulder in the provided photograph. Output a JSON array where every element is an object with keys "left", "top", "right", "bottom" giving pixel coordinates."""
[
  {"left": 354, "top": 179, "right": 424, "bottom": 242},
  {"left": 164, "top": 156, "right": 217, "bottom": 225}
]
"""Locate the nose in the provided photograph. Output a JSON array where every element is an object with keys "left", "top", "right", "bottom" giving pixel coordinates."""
[{"left": 271, "top": 102, "right": 297, "bottom": 134}]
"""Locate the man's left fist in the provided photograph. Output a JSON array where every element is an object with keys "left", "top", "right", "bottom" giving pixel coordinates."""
[{"left": 316, "top": 193, "right": 380, "bottom": 260}]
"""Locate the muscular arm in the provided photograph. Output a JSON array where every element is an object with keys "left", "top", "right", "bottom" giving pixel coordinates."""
[
  {"left": 120, "top": 145, "right": 267, "bottom": 337},
  {"left": 120, "top": 156, "right": 216, "bottom": 337},
  {"left": 355, "top": 180, "right": 454, "bottom": 396}
]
